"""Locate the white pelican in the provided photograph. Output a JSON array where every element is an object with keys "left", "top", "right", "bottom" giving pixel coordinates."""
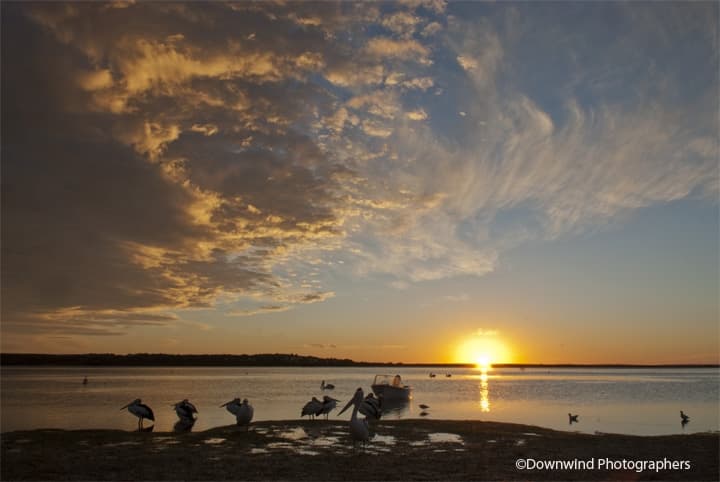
[
  {"left": 173, "top": 399, "right": 198, "bottom": 423},
  {"left": 568, "top": 413, "right": 579, "bottom": 424},
  {"left": 321, "top": 380, "right": 335, "bottom": 390},
  {"left": 317, "top": 395, "right": 339, "bottom": 419},
  {"left": 338, "top": 387, "right": 370, "bottom": 450},
  {"left": 236, "top": 399, "right": 254, "bottom": 431},
  {"left": 121, "top": 399, "right": 154, "bottom": 429},
  {"left": 680, "top": 411, "right": 690, "bottom": 423},
  {"left": 359, "top": 393, "right": 382, "bottom": 420},
  {"left": 301, "top": 397, "right": 323, "bottom": 420}
]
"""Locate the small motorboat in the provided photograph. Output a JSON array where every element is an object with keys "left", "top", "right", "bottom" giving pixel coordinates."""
[{"left": 371, "top": 374, "right": 412, "bottom": 400}]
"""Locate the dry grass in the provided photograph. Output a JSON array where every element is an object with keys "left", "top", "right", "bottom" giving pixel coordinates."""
[{"left": 2, "top": 420, "right": 718, "bottom": 481}]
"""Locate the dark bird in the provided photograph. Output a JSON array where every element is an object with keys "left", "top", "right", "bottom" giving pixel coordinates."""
[
  {"left": 420, "top": 411, "right": 429, "bottom": 417},
  {"left": 121, "top": 399, "right": 155, "bottom": 430},
  {"left": 82, "top": 377, "right": 88, "bottom": 385},
  {"left": 568, "top": 413, "right": 579, "bottom": 424},
  {"left": 446, "top": 373, "right": 452, "bottom": 378},
  {"left": 429, "top": 373, "right": 436, "bottom": 378},
  {"left": 173, "top": 399, "right": 198, "bottom": 423},
  {"left": 359, "top": 393, "right": 382, "bottom": 420},
  {"left": 301, "top": 397, "right": 323, "bottom": 419},
  {"left": 419, "top": 404, "right": 430, "bottom": 410},
  {"left": 321, "top": 380, "right": 335, "bottom": 390},
  {"left": 317, "top": 395, "right": 339, "bottom": 420},
  {"left": 680, "top": 411, "right": 690, "bottom": 423}
]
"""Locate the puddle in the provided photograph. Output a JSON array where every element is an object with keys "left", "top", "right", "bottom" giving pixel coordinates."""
[
  {"left": 433, "top": 449, "right": 448, "bottom": 453},
  {"left": 487, "top": 439, "right": 497, "bottom": 443},
  {"left": 454, "top": 448, "right": 466, "bottom": 452},
  {"left": 14, "top": 439, "right": 31, "bottom": 444},
  {"left": 251, "top": 448, "right": 269, "bottom": 454},
  {"left": 103, "top": 441, "right": 141, "bottom": 448},
  {"left": 523, "top": 432, "right": 541, "bottom": 437},
  {"left": 254, "top": 429, "right": 269, "bottom": 435},
  {"left": 203, "top": 438, "right": 226, "bottom": 445},
  {"left": 267, "top": 442, "right": 294, "bottom": 449},
  {"left": 428, "top": 432, "right": 463, "bottom": 444},
  {"left": 409, "top": 440, "right": 427, "bottom": 446},
  {"left": 372, "top": 434, "right": 396, "bottom": 445},
  {"left": 311, "top": 436, "right": 340, "bottom": 447},
  {"left": 277, "top": 427, "right": 307, "bottom": 441},
  {"left": 515, "top": 439, "right": 526, "bottom": 446},
  {"left": 296, "top": 449, "right": 320, "bottom": 456}
]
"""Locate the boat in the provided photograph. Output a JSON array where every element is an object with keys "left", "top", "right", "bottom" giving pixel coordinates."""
[{"left": 371, "top": 374, "right": 412, "bottom": 400}]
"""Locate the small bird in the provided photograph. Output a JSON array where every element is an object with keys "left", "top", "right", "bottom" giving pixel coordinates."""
[
  {"left": 420, "top": 411, "right": 429, "bottom": 417},
  {"left": 121, "top": 399, "right": 155, "bottom": 430},
  {"left": 301, "top": 397, "right": 323, "bottom": 419},
  {"left": 568, "top": 413, "right": 579, "bottom": 424},
  {"left": 429, "top": 373, "right": 436, "bottom": 378},
  {"left": 317, "top": 395, "right": 339, "bottom": 419},
  {"left": 359, "top": 393, "right": 382, "bottom": 420},
  {"left": 419, "top": 404, "right": 430, "bottom": 410},
  {"left": 446, "top": 373, "right": 452, "bottom": 378},
  {"left": 173, "top": 399, "right": 198, "bottom": 423},
  {"left": 82, "top": 377, "right": 88, "bottom": 385},
  {"left": 680, "top": 411, "right": 690, "bottom": 423},
  {"left": 338, "top": 387, "right": 370, "bottom": 450},
  {"left": 321, "top": 380, "right": 335, "bottom": 390}
]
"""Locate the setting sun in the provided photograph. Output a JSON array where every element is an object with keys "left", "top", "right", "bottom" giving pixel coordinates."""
[{"left": 455, "top": 333, "right": 513, "bottom": 368}]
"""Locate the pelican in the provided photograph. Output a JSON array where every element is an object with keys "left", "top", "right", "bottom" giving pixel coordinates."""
[
  {"left": 680, "top": 411, "right": 690, "bottom": 423},
  {"left": 235, "top": 399, "right": 254, "bottom": 431},
  {"left": 321, "top": 380, "right": 335, "bottom": 390},
  {"left": 338, "top": 387, "right": 370, "bottom": 450},
  {"left": 121, "top": 399, "right": 155, "bottom": 430},
  {"left": 301, "top": 397, "right": 323, "bottom": 419},
  {"left": 568, "top": 413, "right": 579, "bottom": 424},
  {"left": 359, "top": 393, "right": 382, "bottom": 420},
  {"left": 418, "top": 404, "right": 430, "bottom": 410},
  {"left": 220, "top": 397, "right": 242, "bottom": 417},
  {"left": 173, "top": 399, "right": 198, "bottom": 422},
  {"left": 317, "top": 395, "right": 339, "bottom": 419}
]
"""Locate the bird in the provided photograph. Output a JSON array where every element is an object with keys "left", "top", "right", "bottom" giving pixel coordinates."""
[
  {"left": 568, "top": 413, "right": 579, "bottom": 424},
  {"left": 317, "top": 395, "right": 339, "bottom": 419},
  {"left": 680, "top": 411, "right": 690, "bottom": 423},
  {"left": 359, "top": 393, "right": 382, "bottom": 420},
  {"left": 420, "top": 411, "right": 429, "bottom": 417},
  {"left": 173, "top": 399, "right": 198, "bottom": 423},
  {"left": 338, "top": 387, "right": 370, "bottom": 450},
  {"left": 301, "top": 397, "right": 323, "bottom": 420},
  {"left": 235, "top": 399, "right": 254, "bottom": 431},
  {"left": 419, "top": 404, "right": 430, "bottom": 410},
  {"left": 221, "top": 398, "right": 243, "bottom": 417},
  {"left": 321, "top": 380, "right": 335, "bottom": 390},
  {"left": 446, "top": 373, "right": 452, "bottom": 378},
  {"left": 121, "top": 399, "right": 155, "bottom": 430},
  {"left": 429, "top": 373, "right": 436, "bottom": 378},
  {"left": 82, "top": 377, "right": 88, "bottom": 385}
]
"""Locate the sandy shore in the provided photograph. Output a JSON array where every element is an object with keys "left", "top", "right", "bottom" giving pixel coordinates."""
[{"left": 2, "top": 420, "right": 718, "bottom": 481}]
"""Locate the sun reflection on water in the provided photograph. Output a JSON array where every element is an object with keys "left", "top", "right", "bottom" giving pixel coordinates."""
[{"left": 479, "top": 368, "right": 490, "bottom": 412}]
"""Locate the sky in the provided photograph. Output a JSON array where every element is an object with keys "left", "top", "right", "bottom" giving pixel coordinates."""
[{"left": 1, "top": 1, "right": 718, "bottom": 364}]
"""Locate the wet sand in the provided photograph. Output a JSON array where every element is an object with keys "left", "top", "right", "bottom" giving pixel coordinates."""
[{"left": 2, "top": 420, "right": 718, "bottom": 481}]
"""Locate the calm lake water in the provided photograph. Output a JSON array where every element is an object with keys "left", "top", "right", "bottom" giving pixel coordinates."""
[{"left": 1, "top": 366, "right": 717, "bottom": 435}]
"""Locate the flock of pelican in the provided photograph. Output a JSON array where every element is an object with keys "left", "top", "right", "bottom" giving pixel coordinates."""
[{"left": 120, "top": 379, "right": 388, "bottom": 449}]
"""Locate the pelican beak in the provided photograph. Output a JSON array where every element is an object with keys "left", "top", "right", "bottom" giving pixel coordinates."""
[
  {"left": 337, "top": 398, "right": 354, "bottom": 416},
  {"left": 219, "top": 401, "right": 230, "bottom": 407},
  {"left": 120, "top": 403, "right": 129, "bottom": 410}
]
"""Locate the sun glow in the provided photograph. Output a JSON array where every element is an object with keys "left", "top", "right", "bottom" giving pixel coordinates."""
[{"left": 455, "top": 334, "right": 512, "bottom": 368}]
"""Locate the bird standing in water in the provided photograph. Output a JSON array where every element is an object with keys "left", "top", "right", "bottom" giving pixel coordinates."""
[
  {"left": 121, "top": 399, "right": 155, "bottom": 430},
  {"left": 568, "top": 413, "right": 579, "bottom": 424},
  {"left": 173, "top": 399, "right": 198, "bottom": 423}
]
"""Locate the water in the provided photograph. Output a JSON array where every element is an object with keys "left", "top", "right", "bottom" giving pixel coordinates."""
[{"left": 1, "top": 366, "right": 717, "bottom": 435}]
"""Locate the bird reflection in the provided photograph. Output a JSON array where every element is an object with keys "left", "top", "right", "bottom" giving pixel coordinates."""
[
  {"left": 137, "top": 425, "right": 154, "bottom": 433},
  {"left": 174, "top": 419, "right": 195, "bottom": 432}
]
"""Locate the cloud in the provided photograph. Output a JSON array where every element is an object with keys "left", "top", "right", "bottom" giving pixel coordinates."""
[{"left": 1, "top": 1, "right": 716, "bottom": 344}]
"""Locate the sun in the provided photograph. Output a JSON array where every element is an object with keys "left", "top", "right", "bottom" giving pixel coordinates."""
[{"left": 455, "top": 335, "right": 512, "bottom": 368}]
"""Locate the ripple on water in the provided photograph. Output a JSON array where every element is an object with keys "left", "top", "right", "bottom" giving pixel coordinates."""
[
  {"left": 251, "top": 448, "right": 269, "bottom": 454},
  {"left": 277, "top": 427, "right": 307, "bottom": 440},
  {"left": 428, "top": 432, "right": 464, "bottom": 444},
  {"left": 372, "top": 434, "right": 396, "bottom": 445}
]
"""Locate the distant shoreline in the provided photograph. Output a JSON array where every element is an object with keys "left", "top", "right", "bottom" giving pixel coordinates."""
[{"left": 1, "top": 353, "right": 717, "bottom": 368}]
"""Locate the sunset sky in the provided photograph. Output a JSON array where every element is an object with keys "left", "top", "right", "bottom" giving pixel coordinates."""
[{"left": 2, "top": 1, "right": 717, "bottom": 364}]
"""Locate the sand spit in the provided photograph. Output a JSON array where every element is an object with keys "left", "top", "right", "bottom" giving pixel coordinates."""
[{"left": 2, "top": 420, "right": 718, "bottom": 481}]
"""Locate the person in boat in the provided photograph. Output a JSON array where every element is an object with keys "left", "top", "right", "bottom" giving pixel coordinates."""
[{"left": 392, "top": 374, "right": 401, "bottom": 387}]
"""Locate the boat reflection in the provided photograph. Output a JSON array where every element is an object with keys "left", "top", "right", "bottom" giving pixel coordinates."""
[{"left": 380, "top": 397, "right": 411, "bottom": 419}]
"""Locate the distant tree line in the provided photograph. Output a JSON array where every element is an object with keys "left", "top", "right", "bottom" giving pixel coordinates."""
[{"left": 0, "top": 353, "right": 388, "bottom": 367}]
